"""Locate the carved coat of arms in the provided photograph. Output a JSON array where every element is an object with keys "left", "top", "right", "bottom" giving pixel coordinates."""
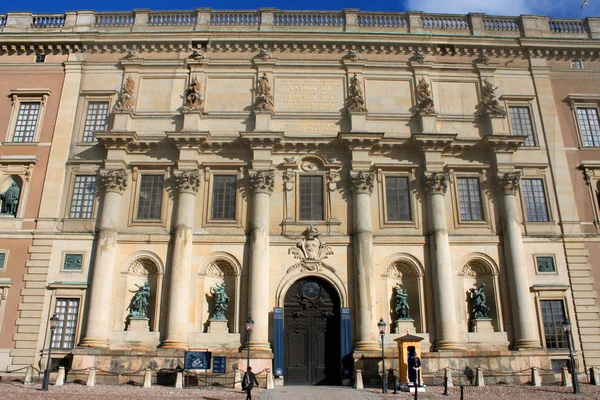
[{"left": 288, "top": 226, "right": 335, "bottom": 273}]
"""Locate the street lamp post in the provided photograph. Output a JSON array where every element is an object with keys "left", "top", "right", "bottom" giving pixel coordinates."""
[
  {"left": 246, "top": 316, "right": 254, "bottom": 371},
  {"left": 562, "top": 319, "right": 580, "bottom": 394},
  {"left": 42, "top": 314, "right": 60, "bottom": 391},
  {"left": 378, "top": 318, "right": 387, "bottom": 394}
]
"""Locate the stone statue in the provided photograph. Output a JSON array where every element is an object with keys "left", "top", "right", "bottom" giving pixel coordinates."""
[
  {"left": 255, "top": 73, "right": 274, "bottom": 112},
  {"left": 128, "top": 281, "right": 150, "bottom": 318},
  {"left": 411, "top": 49, "right": 426, "bottom": 63},
  {"left": 113, "top": 76, "right": 135, "bottom": 112},
  {"left": 479, "top": 79, "right": 506, "bottom": 117},
  {"left": 287, "top": 225, "right": 335, "bottom": 273},
  {"left": 211, "top": 282, "right": 229, "bottom": 320},
  {"left": 346, "top": 73, "right": 367, "bottom": 112},
  {"left": 0, "top": 182, "right": 20, "bottom": 216},
  {"left": 189, "top": 48, "right": 206, "bottom": 60},
  {"left": 394, "top": 284, "right": 411, "bottom": 320},
  {"left": 183, "top": 77, "right": 204, "bottom": 111},
  {"left": 416, "top": 77, "right": 435, "bottom": 115},
  {"left": 469, "top": 283, "right": 490, "bottom": 319}
]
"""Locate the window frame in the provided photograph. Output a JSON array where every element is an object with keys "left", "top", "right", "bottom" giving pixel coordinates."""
[
  {"left": 376, "top": 170, "right": 418, "bottom": 229},
  {"left": 0, "top": 250, "right": 8, "bottom": 271},
  {"left": 508, "top": 105, "right": 537, "bottom": 147},
  {"left": 60, "top": 251, "right": 86, "bottom": 273},
  {"left": 68, "top": 174, "right": 97, "bottom": 219},
  {"left": 575, "top": 107, "right": 600, "bottom": 148},
  {"left": 74, "top": 91, "right": 117, "bottom": 145},
  {"left": 383, "top": 175, "right": 412, "bottom": 223},
  {"left": 449, "top": 171, "right": 491, "bottom": 228},
  {"left": 298, "top": 175, "right": 325, "bottom": 222},
  {"left": 534, "top": 254, "right": 558, "bottom": 275},
  {"left": 532, "top": 284, "right": 573, "bottom": 352},
  {"left": 500, "top": 95, "right": 539, "bottom": 149},
  {"left": 4, "top": 89, "right": 50, "bottom": 144},
  {"left": 566, "top": 95, "right": 600, "bottom": 149},
  {"left": 456, "top": 176, "right": 485, "bottom": 222},
  {"left": 203, "top": 166, "right": 244, "bottom": 229},
  {"left": 133, "top": 173, "right": 166, "bottom": 223},
  {"left": 520, "top": 177, "right": 551, "bottom": 223},
  {"left": 81, "top": 101, "right": 110, "bottom": 143},
  {"left": 571, "top": 60, "right": 583, "bottom": 69},
  {"left": 50, "top": 297, "right": 82, "bottom": 350},
  {"left": 539, "top": 299, "right": 569, "bottom": 350},
  {"left": 210, "top": 174, "right": 238, "bottom": 221}
]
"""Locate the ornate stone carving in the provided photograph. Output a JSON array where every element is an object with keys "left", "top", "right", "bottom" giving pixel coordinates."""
[
  {"left": 475, "top": 51, "right": 490, "bottom": 65},
  {"left": 498, "top": 172, "right": 521, "bottom": 196},
  {"left": 258, "top": 48, "right": 271, "bottom": 60},
  {"left": 98, "top": 169, "right": 128, "bottom": 193},
  {"left": 300, "top": 160, "right": 319, "bottom": 172},
  {"left": 415, "top": 77, "right": 436, "bottom": 115},
  {"left": 189, "top": 47, "right": 206, "bottom": 60},
  {"left": 174, "top": 170, "right": 201, "bottom": 194},
  {"left": 129, "top": 258, "right": 158, "bottom": 275},
  {"left": 254, "top": 73, "right": 274, "bottom": 112},
  {"left": 478, "top": 79, "right": 506, "bottom": 118},
  {"left": 346, "top": 73, "right": 367, "bottom": 112},
  {"left": 287, "top": 226, "right": 335, "bottom": 273},
  {"left": 205, "top": 260, "right": 235, "bottom": 277},
  {"left": 349, "top": 171, "right": 374, "bottom": 194},
  {"left": 210, "top": 282, "right": 229, "bottom": 320},
  {"left": 248, "top": 170, "right": 275, "bottom": 195},
  {"left": 122, "top": 48, "right": 140, "bottom": 60},
  {"left": 411, "top": 49, "right": 425, "bottom": 63},
  {"left": 347, "top": 49, "right": 359, "bottom": 61},
  {"left": 327, "top": 170, "right": 340, "bottom": 192},
  {"left": 469, "top": 283, "right": 490, "bottom": 319},
  {"left": 394, "top": 284, "right": 411, "bottom": 320},
  {"left": 183, "top": 77, "right": 204, "bottom": 111},
  {"left": 386, "top": 260, "right": 417, "bottom": 278},
  {"left": 462, "top": 260, "right": 490, "bottom": 277},
  {"left": 63, "top": 254, "right": 83, "bottom": 271},
  {"left": 113, "top": 76, "right": 136, "bottom": 112},
  {"left": 0, "top": 181, "right": 20, "bottom": 216},
  {"left": 127, "top": 281, "right": 150, "bottom": 318},
  {"left": 423, "top": 172, "right": 449, "bottom": 195}
]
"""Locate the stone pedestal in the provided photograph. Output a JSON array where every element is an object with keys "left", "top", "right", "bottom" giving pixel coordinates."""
[
  {"left": 254, "top": 112, "right": 272, "bottom": 131},
  {"left": 420, "top": 114, "right": 438, "bottom": 133},
  {"left": 470, "top": 318, "right": 494, "bottom": 333},
  {"left": 208, "top": 319, "right": 229, "bottom": 334},
  {"left": 489, "top": 116, "right": 509, "bottom": 134},
  {"left": 127, "top": 317, "right": 150, "bottom": 332},
  {"left": 394, "top": 319, "right": 416, "bottom": 335},
  {"left": 112, "top": 111, "right": 133, "bottom": 131},
  {"left": 182, "top": 110, "right": 203, "bottom": 131},
  {"left": 350, "top": 112, "right": 367, "bottom": 132}
]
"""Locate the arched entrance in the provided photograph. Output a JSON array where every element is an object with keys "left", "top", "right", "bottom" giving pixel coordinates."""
[{"left": 284, "top": 277, "right": 341, "bottom": 385}]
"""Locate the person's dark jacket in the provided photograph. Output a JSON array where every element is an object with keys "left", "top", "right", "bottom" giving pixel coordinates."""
[{"left": 243, "top": 370, "right": 259, "bottom": 391}]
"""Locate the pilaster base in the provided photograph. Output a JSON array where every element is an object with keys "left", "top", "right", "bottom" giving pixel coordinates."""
[
  {"left": 127, "top": 317, "right": 150, "bottom": 332},
  {"left": 182, "top": 110, "right": 204, "bottom": 131},
  {"left": 160, "top": 339, "right": 189, "bottom": 350},
  {"left": 434, "top": 340, "right": 464, "bottom": 351},
  {"left": 254, "top": 112, "right": 272, "bottom": 131},
  {"left": 350, "top": 112, "right": 367, "bottom": 132},
  {"left": 470, "top": 318, "right": 493, "bottom": 333},
  {"left": 353, "top": 340, "right": 380, "bottom": 352},
  {"left": 512, "top": 339, "right": 541, "bottom": 349},
  {"left": 394, "top": 319, "right": 416, "bottom": 334},
  {"left": 244, "top": 341, "right": 272, "bottom": 353},
  {"left": 112, "top": 111, "right": 134, "bottom": 131},
  {"left": 80, "top": 337, "right": 109, "bottom": 348},
  {"left": 208, "top": 319, "right": 229, "bottom": 334},
  {"left": 489, "top": 116, "right": 509, "bottom": 134},
  {"left": 419, "top": 114, "right": 438, "bottom": 133}
]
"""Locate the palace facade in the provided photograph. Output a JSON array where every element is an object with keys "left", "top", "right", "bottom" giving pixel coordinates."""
[{"left": 0, "top": 8, "right": 599, "bottom": 385}]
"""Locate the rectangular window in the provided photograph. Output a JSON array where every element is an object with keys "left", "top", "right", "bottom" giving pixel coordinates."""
[
  {"left": 536, "top": 256, "right": 556, "bottom": 273},
  {"left": 63, "top": 254, "right": 83, "bottom": 271},
  {"left": 299, "top": 176, "right": 324, "bottom": 221},
  {"left": 541, "top": 300, "right": 568, "bottom": 349},
  {"left": 457, "top": 177, "right": 483, "bottom": 221},
  {"left": 82, "top": 102, "right": 109, "bottom": 142},
  {"left": 522, "top": 179, "right": 549, "bottom": 222},
  {"left": 576, "top": 108, "right": 600, "bottom": 147},
  {"left": 69, "top": 175, "right": 96, "bottom": 219},
  {"left": 0, "top": 252, "right": 5, "bottom": 271},
  {"left": 137, "top": 175, "right": 164, "bottom": 220},
  {"left": 509, "top": 106, "right": 535, "bottom": 146},
  {"left": 13, "top": 102, "right": 40, "bottom": 142},
  {"left": 571, "top": 60, "right": 583, "bottom": 69},
  {"left": 211, "top": 175, "right": 237, "bottom": 220},
  {"left": 51, "top": 298, "right": 80, "bottom": 349},
  {"left": 385, "top": 176, "right": 411, "bottom": 221},
  {"left": 35, "top": 54, "right": 46, "bottom": 63}
]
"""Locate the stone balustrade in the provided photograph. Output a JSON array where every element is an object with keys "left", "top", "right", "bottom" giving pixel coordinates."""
[{"left": 0, "top": 9, "right": 598, "bottom": 39}]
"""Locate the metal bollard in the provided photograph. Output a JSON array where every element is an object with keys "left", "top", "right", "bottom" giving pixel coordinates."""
[
  {"left": 443, "top": 374, "right": 449, "bottom": 396},
  {"left": 460, "top": 385, "right": 464, "bottom": 400},
  {"left": 393, "top": 371, "right": 398, "bottom": 394}
]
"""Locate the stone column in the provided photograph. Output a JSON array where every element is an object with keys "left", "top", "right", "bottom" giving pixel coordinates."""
[
  {"left": 424, "top": 172, "right": 461, "bottom": 350},
  {"left": 81, "top": 169, "right": 127, "bottom": 347},
  {"left": 247, "top": 170, "right": 274, "bottom": 351},
  {"left": 162, "top": 170, "right": 200, "bottom": 349},
  {"left": 349, "top": 171, "right": 379, "bottom": 351},
  {"left": 498, "top": 172, "right": 539, "bottom": 348}
]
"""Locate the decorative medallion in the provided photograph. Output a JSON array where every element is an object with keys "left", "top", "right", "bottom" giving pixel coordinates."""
[{"left": 287, "top": 226, "right": 335, "bottom": 273}]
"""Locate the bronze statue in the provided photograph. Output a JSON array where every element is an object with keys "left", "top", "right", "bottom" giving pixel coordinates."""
[
  {"left": 128, "top": 281, "right": 150, "bottom": 318},
  {"left": 254, "top": 73, "right": 274, "bottom": 112},
  {"left": 394, "top": 284, "right": 411, "bottom": 320},
  {"left": 469, "top": 283, "right": 490, "bottom": 319},
  {"left": 211, "top": 282, "right": 229, "bottom": 320},
  {"left": 184, "top": 77, "right": 204, "bottom": 111},
  {"left": 416, "top": 77, "right": 435, "bottom": 114},
  {"left": 346, "top": 73, "right": 367, "bottom": 112},
  {"left": 0, "top": 182, "right": 20, "bottom": 216}
]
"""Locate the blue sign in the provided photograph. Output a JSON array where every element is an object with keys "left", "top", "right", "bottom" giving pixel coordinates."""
[
  {"left": 273, "top": 308, "right": 284, "bottom": 377},
  {"left": 184, "top": 351, "right": 211, "bottom": 370},
  {"left": 213, "top": 356, "right": 226, "bottom": 374}
]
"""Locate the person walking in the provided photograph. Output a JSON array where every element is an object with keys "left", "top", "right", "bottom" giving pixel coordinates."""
[{"left": 242, "top": 366, "right": 260, "bottom": 400}]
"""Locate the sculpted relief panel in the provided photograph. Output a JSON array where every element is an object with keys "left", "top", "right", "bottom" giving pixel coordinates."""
[
  {"left": 275, "top": 78, "right": 344, "bottom": 113},
  {"left": 365, "top": 80, "right": 413, "bottom": 114},
  {"left": 205, "top": 78, "right": 254, "bottom": 113},
  {"left": 137, "top": 78, "right": 186, "bottom": 112},
  {"left": 433, "top": 81, "right": 479, "bottom": 116}
]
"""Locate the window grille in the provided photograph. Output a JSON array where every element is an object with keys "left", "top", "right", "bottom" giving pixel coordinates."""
[
  {"left": 522, "top": 179, "right": 549, "bottom": 222},
  {"left": 13, "top": 102, "right": 40, "bottom": 142},
  {"left": 509, "top": 106, "right": 535, "bottom": 146},
  {"left": 299, "top": 176, "right": 324, "bottom": 221},
  {"left": 51, "top": 298, "right": 80, "bottom": 349},
  {"left": 540, "top": 300, "right": 568, "bottom": 349},
  {"left": 576, "top": 108, "right": 600, "bottom": 147},
  {"left": 457, "top": 177, "right": 483, "bottom": 221},
  {"left": 82, "top": 102, "right": 109, "bottom": 142},
  {"left": 385, "top": 176, "right": 411, "bottom": 221},
  {"left": 211, "top": 175, "right": 237, "bottom": 220},
  {"left": 69, "top": 175, "right": 96, "bottom": 218},
  {"left": 137, "top": 175, "right": 164, "bottom": 220}
]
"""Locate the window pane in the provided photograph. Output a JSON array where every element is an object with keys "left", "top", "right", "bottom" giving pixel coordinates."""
[
  {"left": 137, "top": 175, "right": 164, "bottom": 220},
  {"left": 540, "top": 300, "right": 568, "bottom": 349},
  {"left": 51, "top": 298, "right": 80, "bottom": 349},
  {"left": 385, "top": 176, "right": 411, "bottom": 221},
  {"left": 13, "top": 102, "right": 40, "bottom": 143},
  {"left": 509, "top": 106, "right": 535, "bottom": 146},
  {"left": 457, "top": 178, "right": 483, "bottom": 221},
  {"left": 70, "top": 175, "right": 96, "bottom": 218},
  {"left": 299, "top": 176, "right": 324, "bottom": 221},
  {"left": 82, "top": 102, "right": 109, "bottom": 142},
  {"left": 577, "top": 108, "right": 600, "bottom": 147},
  {"left": 211, "top": 175, "right": 237, "bottom": 220},
  {"left": 522, "top": 179, "right": 549, "bottom": 222}
]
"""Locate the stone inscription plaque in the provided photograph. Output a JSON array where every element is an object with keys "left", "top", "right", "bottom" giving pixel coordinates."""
[
  {"left": 284, "top": 122, "right": 339, "bottom": 134},
  {"left": 275, "top": 78, "right": 344, "bottom": 112}
]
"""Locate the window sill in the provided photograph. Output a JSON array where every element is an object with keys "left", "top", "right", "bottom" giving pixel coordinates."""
[
  {"left": 75, "top": 141, "right": 100, "bottom": 146},
  {"left": 1, "top": 141, "right": 40, "bottom": 146}
]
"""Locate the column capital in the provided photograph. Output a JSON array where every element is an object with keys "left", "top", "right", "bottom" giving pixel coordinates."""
[
  {"left": 98, "top": 169, "right": 128, "bottom": 193},
  {"left": 173, "top": 169, "right": 201, "bottom": 194},
  {"left": 497, "top": 171, "right": 521, "bottom": 195},
  {"left": 349, "top": 171, "right": 374, "bottom": 194},
  {"left": 423, "top": 172, "right": 449, "bottom": 195},
  {"left": 249, "top": 170, "right": 275, "bottom": 195}
]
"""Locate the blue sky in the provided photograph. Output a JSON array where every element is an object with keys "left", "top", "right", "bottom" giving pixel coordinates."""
[{"left": 0, "top": 0, "right": 598, "bottom": 19}]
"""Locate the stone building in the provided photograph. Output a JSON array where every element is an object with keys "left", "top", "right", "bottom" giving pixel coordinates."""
[{"left": 0, "top": 8, "right": 599, "bottom": 385}]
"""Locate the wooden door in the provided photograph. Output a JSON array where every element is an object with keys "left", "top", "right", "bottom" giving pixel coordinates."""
[{"left": 284, "top": 277, "right": 341, "bottom": 385}]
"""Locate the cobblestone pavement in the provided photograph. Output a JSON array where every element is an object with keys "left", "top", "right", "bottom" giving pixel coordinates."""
[{"left": 0, "top": 382, "right": 599, "bottom": 399}]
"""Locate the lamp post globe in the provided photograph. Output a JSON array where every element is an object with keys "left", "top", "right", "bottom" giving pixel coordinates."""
[
  {"left": 378, "top": 318, "right": 387, "bottom": 394},
  {"left": 42, "top": 314, "right": 60, "bottom": 391}
]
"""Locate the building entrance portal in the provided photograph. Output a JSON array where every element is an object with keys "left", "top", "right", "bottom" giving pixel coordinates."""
[{"left": 284, "top": 277, "right": 341, "bottom": 385}]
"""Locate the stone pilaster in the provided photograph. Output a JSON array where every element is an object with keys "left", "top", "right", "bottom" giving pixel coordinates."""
[
  {"left": 161, "top": 170, "right": 200, "bottom": 349},
  {"left": 497, "top": 172, "right": 540, "bottom": 348},
  {"left": 349, "top": 171, "right": 379, "bottom": 351},
  {"left": 80, "top": 169, "right": 128, "bottom": 347},
  {"left": 423, "top": 172, "right": 461, "bottom": 350},
  {"left": 247, "top": 170, "right": 274, "bottom": 352}
]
